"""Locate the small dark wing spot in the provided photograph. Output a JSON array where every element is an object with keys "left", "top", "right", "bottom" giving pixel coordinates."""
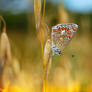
[{"left": 72, "top": 54, "right": 75, "bottom": 58}]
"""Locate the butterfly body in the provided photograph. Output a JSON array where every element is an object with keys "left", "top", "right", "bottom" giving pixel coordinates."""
[{"left": 52, "top": 23, "right": 78, "bottom": 56}]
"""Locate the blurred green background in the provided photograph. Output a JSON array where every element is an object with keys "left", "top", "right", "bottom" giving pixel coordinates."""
[{"left": 0, "top": 0, "right": 92, "bottom": 92}]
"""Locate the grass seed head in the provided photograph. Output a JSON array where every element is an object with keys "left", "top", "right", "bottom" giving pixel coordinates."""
[
  {"left": 0, "top": 16, "right": 12, "bottom": 66},
  {"left": 0, "top": 32, "right": 12, "bottom": 66},
  {"left": 43, "top": 39, "right": 51, "bottom": 68}
]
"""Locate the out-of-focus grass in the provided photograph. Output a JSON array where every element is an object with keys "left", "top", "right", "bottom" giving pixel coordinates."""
[
  {"left": 3, "top": 29, "right": 91, "bottom": 92},
  {"left": 0, "top": 1, "right": 92, "bottom": 92}
]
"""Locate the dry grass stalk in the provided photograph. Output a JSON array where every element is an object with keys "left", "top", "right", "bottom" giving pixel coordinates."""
[
  {"left": 38, "top": 1, "right": 51, "bottom": 92},
  {"left": 0, "top": 16, "right": 12, "bottom": 90},
  {"left": 34, "top": 0, "right": 49, "bottom": 57},
  {"left": 39, "top": 2, "right": 52, "bottom": 92},
  {"left": 34, "top": 0, "right": 51, "bottom": 92},
  {"left": 34, "top": 0, "right": 42, "bottom": 32},
  {"left": 39, "top": 20, "right": 50, "bottom": 58},
  {"left": 42, "top": 39, "right": 52, "bottom": 92},
  {"left": 34, "top": 0, "right": 44, "bottom": 58}
]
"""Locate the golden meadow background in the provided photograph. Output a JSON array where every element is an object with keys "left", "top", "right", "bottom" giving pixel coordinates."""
[{"left": 0, "top": 0, "right": 92, "bottom": 92}]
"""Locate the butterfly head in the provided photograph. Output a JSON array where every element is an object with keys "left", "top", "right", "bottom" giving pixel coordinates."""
[{"left": 71, "top": 23, "right": 78, "bottom": 31}]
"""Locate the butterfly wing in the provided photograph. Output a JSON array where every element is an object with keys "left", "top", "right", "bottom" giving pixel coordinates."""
[{"left": 52, "top": 23, "right": 78, "bottom": 56}]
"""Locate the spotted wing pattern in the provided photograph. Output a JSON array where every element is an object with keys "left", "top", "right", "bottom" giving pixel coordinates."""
[{"left": 52, "top": 23, "right": 78, "bottom": 56}]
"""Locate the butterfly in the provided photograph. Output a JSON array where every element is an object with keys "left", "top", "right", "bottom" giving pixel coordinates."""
[{"left": 51, "top": 23, "right": 78, "bottom": 56}]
